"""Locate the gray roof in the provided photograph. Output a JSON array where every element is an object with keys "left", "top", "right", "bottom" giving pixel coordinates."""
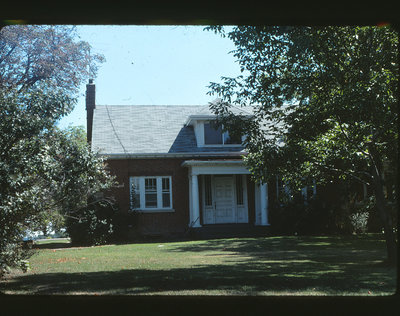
[
  {"left": 189, "top": 102, "right": 253, "bottom": 116},
  {"left": 91, "top": 104, "right": 246, "bottom": 155}
]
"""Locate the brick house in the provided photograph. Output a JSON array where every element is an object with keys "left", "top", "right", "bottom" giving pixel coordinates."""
[{"left": 86, "top": 80, "right": 271, "bottom": 237}]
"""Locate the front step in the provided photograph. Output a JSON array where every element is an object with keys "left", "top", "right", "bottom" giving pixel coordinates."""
[{"left": 190, "top": 224, "right": 271, "bottom": 239}]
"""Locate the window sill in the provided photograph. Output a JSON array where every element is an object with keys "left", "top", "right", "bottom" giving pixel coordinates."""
[
  {"left": 130, "top": 208, "right": 175, "bottom": 213},
  {"left": 201, "top": 144, "right": 243, "bottom": 147}
]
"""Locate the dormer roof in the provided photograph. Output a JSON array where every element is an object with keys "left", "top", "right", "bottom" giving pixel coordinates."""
[{"left": 185, "top": 98, "right": 254, "bottom": 126}]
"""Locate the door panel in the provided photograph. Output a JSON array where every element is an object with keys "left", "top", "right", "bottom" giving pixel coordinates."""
[
  {"left": 236, "top": 206, "right": 247, "bottom": 223},
  {"left": 202, "top": 175, "right": 249, "bottom": 225},
  {"left": 203, "top": 206, "right": 214, "bottom": 224},
  {"left": 214, "top": 176, "right": 235, "bottom": 223}
]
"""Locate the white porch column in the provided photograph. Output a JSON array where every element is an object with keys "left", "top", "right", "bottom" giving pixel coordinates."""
[
  {"left": 188, "top": 175, "right": 193, "bottom": 226},
  {"left": 191, "top": 174, "right": 201, "bottom": 227},
  {"left": 260, "top": 183, "right": 269, "bottom": 226}
]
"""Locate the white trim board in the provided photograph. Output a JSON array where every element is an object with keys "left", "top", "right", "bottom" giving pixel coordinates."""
[
  {"left": 182, "top": 160, "right": 250, "bottom": 176},
  {"left": 100, "top": 152, "right": 247, "bottom": 159}
]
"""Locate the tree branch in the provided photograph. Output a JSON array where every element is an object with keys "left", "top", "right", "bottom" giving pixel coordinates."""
[
  {"left": 0, "top": 43, "right": 18, "bottom": 65},
  {"left": 336, "top": 115, "right": 372, "bottom": 159},
  {"left": 313, "top": 160, "right": 372, "bottom": 186}
]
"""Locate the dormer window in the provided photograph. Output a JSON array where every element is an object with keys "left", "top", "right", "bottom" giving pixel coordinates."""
[
  {"left": 204, "top": 121, "right": 222, "bottom": 144},
  {"left": 204, "top": 121, "right": 241, "bottom": 145}
]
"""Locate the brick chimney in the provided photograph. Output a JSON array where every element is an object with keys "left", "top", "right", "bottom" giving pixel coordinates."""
[{"left": 86, "top": 79, "right": 95, "bottom": 144}]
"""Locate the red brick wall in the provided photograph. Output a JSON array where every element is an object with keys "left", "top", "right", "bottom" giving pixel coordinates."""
[
  {"left": 105, "top": 158, "right": 258, "bottom": 235},
  {"left": 106, "top": 158, "right": 189, "bottom": 235}
]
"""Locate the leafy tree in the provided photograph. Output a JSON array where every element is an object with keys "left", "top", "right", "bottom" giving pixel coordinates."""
[
  {"left": 46, "top": 126, "right": 115, "bottom": 222},
  {"left": 0, "top": 25, "right": 104, "bottom": 93},
  {"left": 207, "top": 26, "right": 398, "bottom": 265},
  {"left": 0, "top": 25, "right": 111, "bottom": 277},
  {"left": 0, "top": 88, "right": 73, "bottom": 275}
]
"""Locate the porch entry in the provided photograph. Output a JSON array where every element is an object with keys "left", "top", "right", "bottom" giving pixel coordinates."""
[
  {"left": 202, "top": 175, "right": 248, "bottom": 224},
  {"left": 182, "top": 159, "right": 269, "bottom": 228}
]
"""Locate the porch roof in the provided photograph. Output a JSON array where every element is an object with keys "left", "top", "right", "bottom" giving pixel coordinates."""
[
  {"left": 181, "top": 159, "right": 243, "bottom": 167},
  {"left": 182, "top": 159, "right": 251, "bottom": 175}
]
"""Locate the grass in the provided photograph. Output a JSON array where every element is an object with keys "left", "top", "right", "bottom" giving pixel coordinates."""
[{"left": 0, "top": 234, "right": 396, "bottom": 295}]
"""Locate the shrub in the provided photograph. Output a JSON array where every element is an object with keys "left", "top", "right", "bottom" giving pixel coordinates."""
[
  {"left": 350, "top": 212, "right": 369, "bottom": 234},
  {"left": 66, "top": 200, "right": 116, "bottom": 246},
  {"left": 270, "top": 195, "right": 307, "bottom": 235},
  {"left": 270, "top": 193, "right": 353, "bottom": 235},
  {"left": 270, "top": 183, "right": 395, "bottom": 236},
  {"left": 0, "top": 241, "right": 33, "bottom": 278},
  {"left": 110, "top": 211, "right": 140, "bottom": 242}
]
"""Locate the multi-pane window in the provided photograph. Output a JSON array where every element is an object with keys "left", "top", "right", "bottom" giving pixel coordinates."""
[
  {"left": 145, "top": 178, "right": 157, "bottom": 208},
  {"left": 130, "top": 176, "right": 172, "bottom": 210},
  {"left": 162, "top": 177, "right": 171, "bottom": 208},
  {"left": 204, "top": 121, "right": 241, "bottom": 145},
  {"left": 204, "top": 121, "right": 223, "bottom": 144},
  {"left": 236, "top": 175, "right": 244, "bottom": 205}
]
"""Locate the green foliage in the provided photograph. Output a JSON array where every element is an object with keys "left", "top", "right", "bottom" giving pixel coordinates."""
[
  {"left": 271, "top": 194, "right": 351, "bottom": 236},
  {"left": 0, "top": 239, "right": 32, "bottom": 279},
  {"left": 40, "top": 126, "right": 116, "bottom": 216},
  {"left": 110, "top": 211, "right": 140, "bottom": 242},
  {"left": 350, "top": 211, "right": 369, "bottom": 234},
  {"left": 207, "top": 25, "right": 397, "bottom": 186},
  {"left": 0, "top": 89, "right": 73, "bottom": 276},
  {"left": 67, "top": 207, "right": 142, "bottom": 245},
  {"left": 207, "top": 26, "right": 398, "bottom": 264},
  {"left": 66, "top": 200, "right": 116, "bottom": 246},
  {"left": 30, "top": 209, "right": 65, "bottom": 237},
  {"left": 270, "top": 187, "right": 386, "bottom": 236},
  {"left": 0, "top": 25, "right": 110, "bottom": 277}
]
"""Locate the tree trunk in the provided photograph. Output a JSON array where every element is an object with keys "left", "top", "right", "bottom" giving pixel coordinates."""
[{"left": 372, "top": 167, "right": 397, "bottom": 266}]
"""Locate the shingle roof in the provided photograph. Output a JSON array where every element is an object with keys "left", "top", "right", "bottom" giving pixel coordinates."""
[
  {"left": 189, "top": 103, "right": 253, "bottom": 117},
  {"left": 91, "top": 105, "right": 246, "bottom": 155}
]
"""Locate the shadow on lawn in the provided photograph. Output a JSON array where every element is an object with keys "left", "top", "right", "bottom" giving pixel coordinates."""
[
  {"left": 169, "top": 235, "right": 385, "bottom": 253},
  {"left": 1, "top": 260, "right": 394, "bottom": 295},
  {"left": 33, "top": 242, "right": 72, "bottom": 250},
  {"left": 168, "top": 235, "right": 387, "bottom": 264},
  {"left": 2, "top": 235, "right": 395, "bottom": 295}
]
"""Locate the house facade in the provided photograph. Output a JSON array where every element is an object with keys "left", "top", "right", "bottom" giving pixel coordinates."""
[{"left": 86, "top": 80, "right": 270, "bottom": 237}]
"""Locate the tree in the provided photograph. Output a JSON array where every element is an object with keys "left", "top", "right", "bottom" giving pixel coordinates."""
[
  {"left": 0, "top": 25, "right": 111, "bottom": 277},
  {"left": 206, "top": 26, "right": 398, "bottom": 265},
  {"left": 29, "top": 126, "right": 115, "bottom": 233},
  {"left": 0, "top": 25, "right": 104, "bottom": 93}
]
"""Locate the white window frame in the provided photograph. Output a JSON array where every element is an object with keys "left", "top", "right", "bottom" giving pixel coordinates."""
[{"left": 129, "top": 176, "right": 174, "bottom": 212}]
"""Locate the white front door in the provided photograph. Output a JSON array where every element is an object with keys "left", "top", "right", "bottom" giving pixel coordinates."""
[{"left": 214, "top": 176, "right": 235, "bottom": 223}]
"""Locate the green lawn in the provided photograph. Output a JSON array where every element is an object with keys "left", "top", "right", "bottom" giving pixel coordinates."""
[{"left": 0, "top": 234, "right": 396, "bottom": 295}]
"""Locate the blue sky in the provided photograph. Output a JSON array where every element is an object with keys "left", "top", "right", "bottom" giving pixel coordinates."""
[{"left": 58, "top": 25, "right": 241, "bottom": 129}]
